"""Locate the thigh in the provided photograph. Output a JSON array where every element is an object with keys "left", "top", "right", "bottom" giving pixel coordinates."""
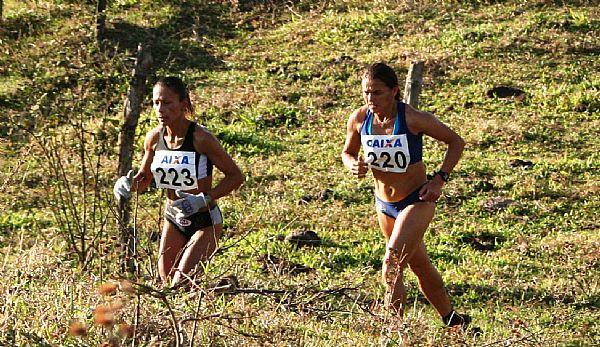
[
  {"left": 376, "top": 210, "right": 396, "bottom": 241},
  {"left": 159, "top": 219, "right": 188, "bottom": 264},
  {"left": 388, "top": 202, "right": 436, "bottom": 265},
  {"left": 176, "top": 224, "right": 223, "bottom": 273},
  {"left": 188, "top": 223, "right": 223, "bottom": 258}
]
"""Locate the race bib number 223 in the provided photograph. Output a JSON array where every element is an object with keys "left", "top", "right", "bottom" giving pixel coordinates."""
[{"left": 150, "top": 150, "right": 198, "bottom": 190}]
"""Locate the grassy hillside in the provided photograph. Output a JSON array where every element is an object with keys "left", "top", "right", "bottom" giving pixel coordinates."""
[{"left": 0, "top": 0, "right": 598, "bottom": 346}]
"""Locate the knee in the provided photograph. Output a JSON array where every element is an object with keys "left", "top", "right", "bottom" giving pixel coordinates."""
[{"left": 381, "top": 248, "right": 405, "bottom": 284}]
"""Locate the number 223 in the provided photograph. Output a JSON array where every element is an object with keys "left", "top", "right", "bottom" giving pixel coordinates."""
[{"left": 155, "top": 168, "right": 195, "bottom": 187}]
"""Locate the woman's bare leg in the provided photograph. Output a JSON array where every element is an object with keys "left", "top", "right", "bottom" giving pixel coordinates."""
[
  {"left": 378, "top": 202, "right": 436, "bottom": 315},
  {"left": 158, "top": 220, "right": 188, "bottom": 284},
  {"left": 171, "top": 224, "right": 223, "bottom": 286},
  {"left": 408, "top": 241, "right": 452, "bottom": 317}
]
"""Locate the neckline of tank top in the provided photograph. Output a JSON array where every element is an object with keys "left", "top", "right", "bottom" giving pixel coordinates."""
[
  {"left": 368, "top": 103, "right": 402, "bottom": 135},
  {"left": 161, "top": 122, "right": 194, "bottom": 151}
]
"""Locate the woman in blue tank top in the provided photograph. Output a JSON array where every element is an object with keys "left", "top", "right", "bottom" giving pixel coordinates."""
[
  {"left": 342, "top": 63, "right": 469, "bottom": 328},
  {"left": 114, "top": 77, "right": 244, "bottom": 288}
]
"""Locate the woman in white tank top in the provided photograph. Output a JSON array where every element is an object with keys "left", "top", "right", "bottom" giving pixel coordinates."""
[{"left": 114, "top": 77, "right": 244, "bottom": 288}]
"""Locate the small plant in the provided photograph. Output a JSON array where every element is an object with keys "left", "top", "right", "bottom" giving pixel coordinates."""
[{"left": 69, "top": 281, "right": 136, "bottom": 346}]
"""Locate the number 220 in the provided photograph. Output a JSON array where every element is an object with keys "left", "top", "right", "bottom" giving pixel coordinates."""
[{"left": 367, "top": 151, "right": 407, "bottom": 169}]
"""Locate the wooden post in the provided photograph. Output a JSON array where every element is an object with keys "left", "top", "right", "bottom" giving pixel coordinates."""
[
  {"left": 117, "top": 43, "right": 152, "bottom": 273},
  {"left": 96, "top": 0, "right": 107, "bottom": 44},
  {"left": 403, "top": 60, "right": 424, "bottom": 108}
]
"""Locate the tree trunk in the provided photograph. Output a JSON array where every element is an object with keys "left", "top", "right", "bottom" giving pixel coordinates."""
[
  {"left": 0, "top": 0, "right": 3, "bottom": 23},
  {"left": 117, "top": 43, "right": 152, "bottom": 273},
  {"left": 403, "top": 61, "right": 424, "bottom": 108},
  {"left": 96, "top": 0, "right": 107, "bottom": 43}
]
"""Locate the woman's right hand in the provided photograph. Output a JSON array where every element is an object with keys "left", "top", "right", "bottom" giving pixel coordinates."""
[
  {"left": 113, "top": 170, "right": 135, "bottom": 200},
  {"left": 133, "top": 170, "right": 152, "bottom": 193},
  {"left": 113, "top": 169, "right": 152, "bottom": 200},
  {"left": 351, "top": 157, "right": 369, "bottom": 178}
]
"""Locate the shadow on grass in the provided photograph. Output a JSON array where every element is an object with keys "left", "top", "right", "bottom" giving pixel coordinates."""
[
  {"left": 567, "top": 45, "right": 600, "bottom": 56},
  {"left": 490, "top": 24, "right": 598, "bottom": 59},
  {"left": 101, "top": 1, "right": 239, "bottom": 74},
  {"left": 0, "top": 2, "right": 237, "bottom": 139},
  {"left": 457, "top": 232, "right": 506, "bottom": 252},
  {"left": 325, "top": 253, "right": 381, "bottom": 272},
  {"left": 448, "top": 0, "right": 593, "bottom": 11},
  {"left": 0, "top": 6, "right": 74, "bottom": 41},
  {"left": 215, "top": 128, "right": 283, "bottom": 156},
  {"left": 0, "top": 92, "right": 25, "bottom": 112},
  {"left": 444, "top": 283, "right": 597, "bottom": 308}
]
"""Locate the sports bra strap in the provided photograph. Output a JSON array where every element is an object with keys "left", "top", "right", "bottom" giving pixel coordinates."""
[
  {"left": 156, "top": 127, "right": 167, "bottom": 151},
  {"left": 182, "top": 122, "right": 196, "bottom": 150},
  {"left": 362, "top": 103, "right": 404, "bottom": 135},
  {"left": 392, "top": 102, "right": 404, "bottom": 135}
]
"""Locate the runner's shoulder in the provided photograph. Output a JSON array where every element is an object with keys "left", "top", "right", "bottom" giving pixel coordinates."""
[
  {"left": 348, "top": 105, "right": 369, "bottom": 130},
  {"left": 145, "top": 126, "right": 162, "bottom": 148}
]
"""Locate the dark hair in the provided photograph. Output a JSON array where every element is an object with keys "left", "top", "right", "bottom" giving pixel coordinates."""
[
  {"left": 362, "top": 62, "right": 400, "bottom": 100},
  {"left": 155, "top": 76, "right": 194, "bottom": 115}
]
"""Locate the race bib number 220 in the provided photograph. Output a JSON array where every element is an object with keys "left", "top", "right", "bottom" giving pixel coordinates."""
[{"left": 361, "top": 134, "right": 411, "bottom": 173}]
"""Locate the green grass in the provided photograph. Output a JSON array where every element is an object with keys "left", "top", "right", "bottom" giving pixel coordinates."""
[{"left": 0, "top": 0, "right": 598, "bottom": 345}]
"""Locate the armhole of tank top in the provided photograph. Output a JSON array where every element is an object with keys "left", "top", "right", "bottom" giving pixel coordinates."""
[
  {"left": 189, "top": 122, "right": 204, "bottom": 177},
  {"left": 156, "top": 127, "right": 167, "bottom": 151},
  {"left": 359, "top": 110, "right": 368, "bottom": 135},
  {"left": 398, "top": 102, "right": 422, "bottom": 137}
]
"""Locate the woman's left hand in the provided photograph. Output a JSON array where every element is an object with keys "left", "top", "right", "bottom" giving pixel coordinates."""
[
  {"left": 418, "top": 179, "right": 444, "bottom": 202},
  {"left": 170, "top": 191, "right": 212, "bottom": 218}
]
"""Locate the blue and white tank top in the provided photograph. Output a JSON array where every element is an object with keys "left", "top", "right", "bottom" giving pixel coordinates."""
[{"left": 360, "top": 102, "right": 422, "bottom": 173}]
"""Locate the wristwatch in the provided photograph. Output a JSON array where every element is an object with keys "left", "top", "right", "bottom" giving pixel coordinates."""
[{"left": 434, "top": 170, "right": 450, "bottom": 182}]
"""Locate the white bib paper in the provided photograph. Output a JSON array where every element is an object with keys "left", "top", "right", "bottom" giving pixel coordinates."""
[
  {"left": 150, "top": 150, "right": 198, "bottom": 190},
  {"left": 361, "top": 134, "right": 411, "bottom": 173}
]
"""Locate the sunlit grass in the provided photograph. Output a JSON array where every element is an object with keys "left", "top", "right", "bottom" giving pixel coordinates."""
[{"left": 0, "top": 0, "right": 598, "bottom": 345}]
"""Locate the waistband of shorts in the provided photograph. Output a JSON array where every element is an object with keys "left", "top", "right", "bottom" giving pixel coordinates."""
[{"left": 374, "top": 182, "right": 426, "bottom": 204}]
